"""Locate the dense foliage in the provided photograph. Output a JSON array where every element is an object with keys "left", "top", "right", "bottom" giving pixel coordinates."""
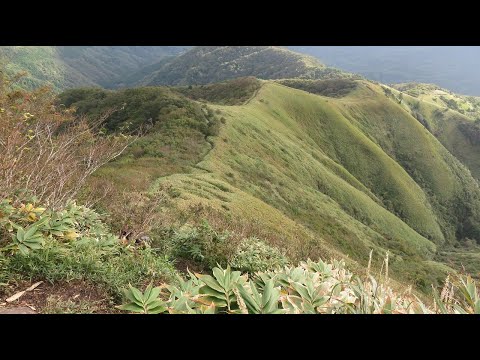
[
  {"left": 0, "top": 198, "right": 175, "bottom": 298},
  {"left": 141, "top": 46, "right": 358, "bottom": 86},
  {"left": 0, "top": 70, "right": 176, "bottom": 306},
  {"left": 174, "top": 77, "right": 262, "bottom": 105},
  {"left": 164, "top": 221, "right": 288, "bottom": 272},
  {"left": 57, "top": 87, "right": 221, "bottom": 136},
  {"left": 278, "top": 78, "right": 358, "bottom": 98}
]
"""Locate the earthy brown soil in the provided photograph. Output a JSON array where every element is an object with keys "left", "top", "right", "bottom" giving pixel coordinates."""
[
  {"left": 174, "top": 258, "right": 206, "bottom": 276},
  {"left": 0, "top": 280, "right": 119, "bottom": 314}
]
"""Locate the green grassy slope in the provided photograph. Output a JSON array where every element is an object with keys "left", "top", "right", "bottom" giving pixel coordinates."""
[
  {"left": 385, "top": 83, "right": 480, "bottom": 181},
  {"left": 195, "top": 81, "right": 480, "bottom": 243},
  {"left": 195, "top": 93, "right": 434, "bottom": 252},
  {"left": 392, "top": 83, "right": 480, "bottom": 120},
  {"left": 62, "top": 78, "right": 480, "bottom": 291}
]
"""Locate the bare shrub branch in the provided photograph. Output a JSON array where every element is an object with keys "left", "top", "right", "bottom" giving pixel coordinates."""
[{"left": 0, "top": 70, "right": 134, "bottom": 209}]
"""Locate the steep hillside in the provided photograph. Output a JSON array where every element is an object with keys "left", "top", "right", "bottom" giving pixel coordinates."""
[
  {"left": 111, "top": 55, "right": 178, "bottom": 89},
  {"left": 0, "top": 46, "right": 187, "bottom": 91},
  {"left": 139, "top": 46, "right": 358, "bottom": 86},
  {"left": 391, "top": 82, "right": 480, "bottom": 120},
  {"left": 382, "top": 83, "right": 480, "bottom": 180},
  {"left": 62, "top": 78, "right": 480, "bottom": 292},
  {"left": 0, "top": 46, "right": 95, "bottom": 91}
]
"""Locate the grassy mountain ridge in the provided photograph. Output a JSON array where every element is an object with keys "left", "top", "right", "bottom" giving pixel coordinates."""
[
  {"left": 7, "top": 48, "right": 480, "bottom": 313},
  {"left": 61, "top": 77, "right": 480, "bottom": 291},
  {"left": 9, "top": 45, "right": 480, "bottom": 293},
  {"left": 198, "top": 81, "right": 480, "bottom": 246}
]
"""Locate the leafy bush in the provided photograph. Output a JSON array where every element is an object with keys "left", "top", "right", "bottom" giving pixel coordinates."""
[
  {"left": 167, "top": 221, "right": 288, "bottom": 273},
  {"left": 431, "top": 274, "right": 480, "bottom": 314},
  {"left": 0, "top": 198, "right": 176, "bottom": 298},
  {"left": 230, "top": 237, "right": 288, "bottom": 273},
  {"left": 236, "top": 278, "right": 284, "bottom": 314},
  {"left": 169, "top": 222, "right": 234, "bottom": 268},
  {"left": 279, "top": 79, "right": 357, "bottom": 98},
  {"left": 196, "top": 266, "right": 247, "bottom": 313},
  {"left": 117, "top": 283, "right": 166, "bottom": 314},
  {"left": 57, "top": 87, "right": 219, "bottom": 137},
  {"left": 105, "top": 189, "right": 169, "bottom": 244},
  {"left": 163, "top": 271, "right": 216, "bottom": 314},
  {"left": 174, "top": 77, "right": 262, "bottom": 105},
  {"left": 0, "top": 198, "right": 116, "bottom": 255},
  {"left": 5, "top": 238, "right": 176, "bottom": 299}
]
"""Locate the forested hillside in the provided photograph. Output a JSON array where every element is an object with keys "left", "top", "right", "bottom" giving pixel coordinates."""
[
  {"left": 0, "top": 46, "right": 187, "bottom": 91},
  {"left": 138, "top": 46, "right": 358, "bottom": 86}
]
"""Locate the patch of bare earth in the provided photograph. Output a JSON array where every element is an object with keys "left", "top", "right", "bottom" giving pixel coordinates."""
[
  {"left": 174, "top": 258, "right": 206, "bottom": 275},
  {"left": 0, "top": 280, "right": 120, "bottom": 314}
]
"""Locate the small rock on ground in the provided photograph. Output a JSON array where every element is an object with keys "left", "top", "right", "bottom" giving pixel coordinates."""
[{"left": 0, "top": 307, "right": 36, "bottom": 314}]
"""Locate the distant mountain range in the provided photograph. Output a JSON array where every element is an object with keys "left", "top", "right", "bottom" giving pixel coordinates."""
[
  {"left": 4, "top": 46, "right": 480, "bottom": 96},
  {"left": 288, "top": 46, "right": 480, "bottom": 96}
]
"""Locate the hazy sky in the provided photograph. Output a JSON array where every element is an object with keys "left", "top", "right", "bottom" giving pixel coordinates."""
[{"left": 289, "top": 47, "right": 480, "bottom": 96}]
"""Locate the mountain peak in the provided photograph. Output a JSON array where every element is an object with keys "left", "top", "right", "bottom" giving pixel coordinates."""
[{"left": 140, "top": 46, "right": 355, "bottom": 86}]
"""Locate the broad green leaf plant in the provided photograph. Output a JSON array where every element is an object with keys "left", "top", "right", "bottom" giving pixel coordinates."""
[{"left": 118, "top": 259, "right": 480, "bottom": 315}]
